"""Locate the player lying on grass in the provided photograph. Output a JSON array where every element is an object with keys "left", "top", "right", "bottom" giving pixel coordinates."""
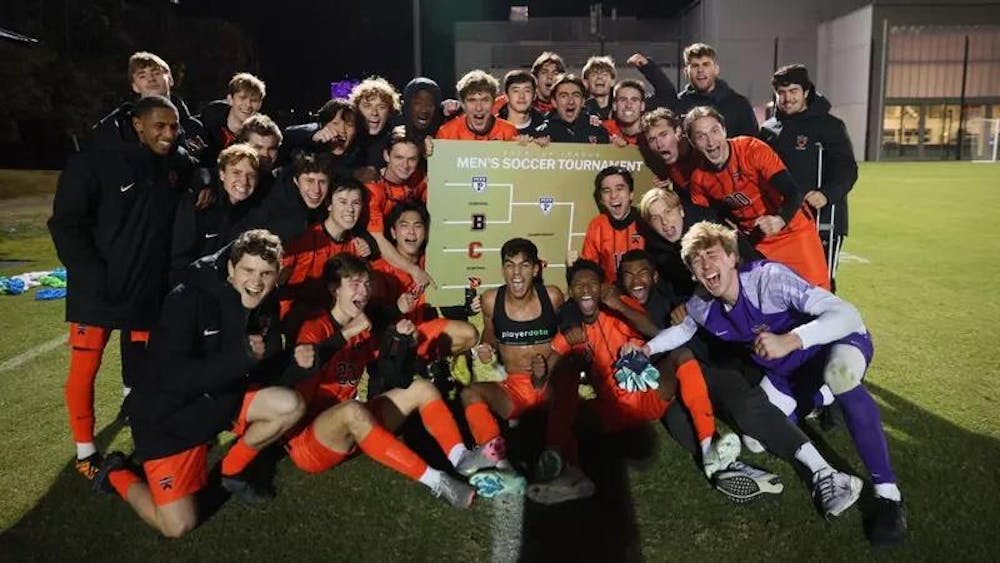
[
  {"left": 94, "top": 230, "right": 309, "bottom": 538},
  {"left": 570, "top": 165, "right": 646, "bottom": 282},
  {"left": 640, "top": 221, "right": 906, "bottom": 546},
  {"left": 370, "top": 201, "right": 479, "bottom": 394},
  {"left": 457, "top": 238, "right": 577, "bottom": 495},
  {"left": 286, "top": 253, "right": 476, "bottom": 507},
  {"left": 526, "top": 259, "right": 749, "bottom": 504}
]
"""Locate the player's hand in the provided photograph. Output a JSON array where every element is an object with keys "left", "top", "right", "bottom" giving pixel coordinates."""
[
  {"left": 619, "top": 341, "right": 642, "bottom": 357},
  {"left": 409, "top": 266, "right": 437, "bottom": 290},
  {"left": 293, "top": 344, "right": 316, "bottom": 369},
  {"left": 566, "top": 250, "right": 580, "bottom": 266},
  {"left": 248, "top": 334, "right": 266, "bottom": 359},
  {"left": 195, "top": 186, "right": 215, "bottom": 210},
  {"left": 652, "top": 177, "right": 673, "bottom": 189},
  {"left": 600, "top": 283, "right": 625, "bottom": 312},
  {"left": 563, "top": 326, "right": 586, "bottom": 346},
  {"left": 312, "top": 124, "right": 337, "bottom": 143},
  {"left": 442, "top": 99, "right": 461, "bottom": 117},
  {"left": 395, "top": 318, "right": 416, "bottom": 337},
  {"left": 611, "top": 135, "right": 629, "bottom": 148},
  {"left": 353, "top": 237, "right": 372, "bottom": 257},
  {"left": 626, "top": 53, "right": 649, "bottom": 68},
  {"left": 515, "top": 134, "right": 533, "bottom": 146},
  {"left": 753, "top": 331, "right": 801, "bottom": 360},
  {"left": 469, "top": 295, "right": 482, "bottom": 314},
  {"left": 423, "top": 137, "right": 434, "bottom": 157},
  {"left": 341, "top": 312, "right": 371, "bottom": 339},
  {"left": 589, "top": 114, "right": 603, "bottom": 128},
  {"left": 804, "top": 190, "right": 828, "bottom": 209},
  {"left": 530, "top": 353, "right": 548, "bottom": 388},
  {"left": 669, "top": 303, "right": 688, "bottom": 326},
  {"left": 755, "top": 215, "right": 786, "bottom": 236},
  {"left": 534, "top": 136, "right": 551, "bottom": 148},
  {"left": 475, "top": 343, "right": 496, "bottom": 364},
  {"left": 397, "top": 291, "right": 417, "bottom": 314}
]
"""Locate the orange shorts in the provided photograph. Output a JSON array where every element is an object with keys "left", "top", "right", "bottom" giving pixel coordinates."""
[
  {"left": 142, "top": 444, "right": 209, "bottom": 506},
  {"left": 230, "top": 387, "right": 261, "bottom": 437},
  {"left": 755, "top": 214, "right": 830, "bottom": 290},
  {"left": 500, "top": 372, "right": 548, "bottom": 419},
  {"left": 284, "top": 423, "right": 352, "bottom": 474},
  {"left": 414, "top": 318, "right": 450, "bottom": 360},
  {"left": 594, "top": 389, "right": 670, "bottom": 433}
]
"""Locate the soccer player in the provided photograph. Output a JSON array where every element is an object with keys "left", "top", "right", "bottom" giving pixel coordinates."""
[
  {"left": 582, "top": 55, "right": 616, "bottom": 121},
  {"left": 437, "top": 70, "right": 518, "bottom": 141},
  {"left": 170, "top": 143, "right": 266, "bottom": 285},
  {"left": 233, "top": 113, "right": 283, "bottom": 180},
  {"left": 259, "top": 152, "right": 334, "bottom": 243},
  {"left": 284, "top": 254, "right": 476, "bottom": 507},
  {"left": 49, "top": 95, "right": 194, "bottom": 481},
  {"left": 402, "top": 77, "right": 445, "bottom": 141},
  {"left": 533, "top": 74, "right": 610, "bottom": 144},
  {"left": 639, "top": 107, "right": 699, "bottom": 189},
  {"left": 280, "top": 98, "right": 364, "bottom": 180},
  {"left": 676, "top": 43, "right": 758, "bottom": 137},
  {"left": 197, "top": 72, "right": 266, "bottom": 169},
  {"left": 572, "top": 166, "right": 645, "bottom": 282},
  {"left": 624, "top": 52, "right": 682, "bottom": 113},
  {"left": 93, "top": 230, "right": 308, "bottom": 537},
  {"left": 602, "top": 80, "right": 647, "bottom": 146},
  {"left": 350, "top": 75, "right": 403, "bottom": 169},
  {"left": 529, "top": 51, "right": 566, "bottom": 114},
  {"left": 685, "top": 106, "right": 830, "bottom": 289},
  {"left": 642, "top": 221, "right": 906, "bottom": 545},
  {"left": 760, "top": 64, "right": 858, "bottom": 293},
  {"left": 496, "top": 70, "right": 546, "bottom": 134}
]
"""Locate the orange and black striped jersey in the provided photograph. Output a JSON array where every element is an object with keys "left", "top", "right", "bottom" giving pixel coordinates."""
[
  {"left": 365, "top": 171, "right": 427, "bottom": 235},
  {"left": 371, "top": 257, "right": 437, "bottom": 325},
  {"left": 435, "top": 116, "right": 518, "bottom": 141},
  {"left": 295, "top": 312, "right": 376, "bottom": 405},
  {"left": 602, "top": 119, "right": 639, "bottom": 145},
  {"left": 580, "top": 211, "right": 645, "bottom": 282}
]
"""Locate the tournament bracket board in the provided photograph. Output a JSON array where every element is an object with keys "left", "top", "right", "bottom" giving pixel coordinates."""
[{"left": 425, "top": 140, "right": 656, "bottom": 305}]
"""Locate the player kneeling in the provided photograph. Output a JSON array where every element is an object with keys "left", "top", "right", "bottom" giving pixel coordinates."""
[{"left": 285, "top": 254, "right": 476, "bottom": 507}]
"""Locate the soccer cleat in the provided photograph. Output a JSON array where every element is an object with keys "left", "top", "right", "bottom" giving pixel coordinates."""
[
  {"left": 866, "top": 497, "right": 907, "bottom": 547},
  {"left": 741, "top": 435, "right": 766, "bottom": 454},
  {"left": 221, "top": 475, "right": 275, "bottom": 505},
  {"left": 433, "top": 474, "right": 476, "bottom": 508},
  {"left": 456, "top": 436, "right": 508, "bottom": 477},
  {"left": 534, "top": 449, "right": 563, "bottom": 483},
  {"left": 92, "top": 451, "right": 129, "bottom": 495},
  {"left": 470, "top": 470, "right": 527, "bottom": 498},
  {"left": 713, "top": 461, "right": 784, "bottom": 504},
  {"left": 75, "top": 452, "right": 103, "bottom": 481},
  {"left": 702, "top": 433, "right": 742, "bottom": 479},
  {"left": 526, "top": 465, "right": 595, "bottom": 505},
  {"left": 812, "top": 470, "right": 863, "bottom": 518}
]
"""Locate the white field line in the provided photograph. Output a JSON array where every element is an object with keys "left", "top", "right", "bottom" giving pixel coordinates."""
[
  {"left": 839, "top": 251, "right": 871, "bottom": 264},
  {"left": 490, "top": 493, "right": 525, "bottom": 563},
  {"left": 0, "top": 334, "right": 65, "bottom": 373}
]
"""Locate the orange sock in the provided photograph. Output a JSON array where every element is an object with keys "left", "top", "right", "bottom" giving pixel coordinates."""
[
  {"left": 676, "top": 359, "right": 716, "bottom": 444},
  {"left": 358, "top": 425, "right": 427, "bottom": 481},
  {"left": 419, "top": 399, "right": 463, "bottom": 454},
  {"left": 66, "top": 347, "right": 104, "bottom": 443},
  {"left": 221, "top": 439, "right": 259, "bottom": 477},
  {"left": 464, "top": 401, "right": 501, "bottom": 445},
  {"left": 108, "top": 468, "right": 142, "bottom": 499}
]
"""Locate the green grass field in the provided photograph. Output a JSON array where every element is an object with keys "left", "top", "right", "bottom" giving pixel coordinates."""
[{"left": 0, "top": 163, "right": 998, "bottom": 561}]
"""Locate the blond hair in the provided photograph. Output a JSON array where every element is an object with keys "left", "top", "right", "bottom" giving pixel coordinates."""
[
  {"left": 456, "top": 69, "right": 500, "bottom": 100},
  {"left": 350, "top": 76, "right": 402, "bottom": 112},
  {"left": 217, "top": 143, "right": 260, "bottom": 172},
  {"left": 582, "top": 55, "right": 616, "bottom": 80},
  {"left": 680, "top": 221, "right": 739, "bottom": 269},
  {"left": 638, "top": 187, "right": 680, "bottom": 221}
]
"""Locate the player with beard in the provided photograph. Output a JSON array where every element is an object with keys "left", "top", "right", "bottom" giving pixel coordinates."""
[
  {"left": 602, "top": 80, "right": 647, "bottom": 146},
  {"left": 676, "top": 43, "right": 759, "bottom": 137},
  {"left": 582, "top": 56, "right": 616, "bottom": 121},
  {"left": 280, "top": 98, "right": 365, "bottom": 181},
  {"left": 233, "top": 114, "right": 282, "bottom": 199},
  {"left": 350, "top": 76, "right": 403, "bottom": 170},
  {"left": 641, "top": 222, "right": 905, "bottom": 545},
  {"left": 571, "top": 166, "right": 645, "bottom": 282},
  {"left": 196, "top": 73, "right": 266, "bottom": 170},
  {"left": 685, "top": 106, "right": 830, "bottom": 289},
  {"left": 496, "top": 71, "right": 546, "bottom": 135},
  {"left": 436, "top": 70, "right": 517, "bottom": 141},
  {"left": 532, "top": 75, "right": 610, "bottom": 144}
]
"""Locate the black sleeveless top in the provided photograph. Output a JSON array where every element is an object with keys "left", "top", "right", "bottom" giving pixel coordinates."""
[{"left": 493, "top": 281, "right": 559, "bottom": 346}]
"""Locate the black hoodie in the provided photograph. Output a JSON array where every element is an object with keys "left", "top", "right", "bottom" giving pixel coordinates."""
[
  {"left": 195, "top": 99, "right": 237, "bottom": 170},
  {"left": 257, "top": 166, "right": 328, "bottom": 243},
  {"left": 402, "top": 77, "right": 444, "bottom": 140},
  {"left": 49, "top": 116, "right": 195, "bottom": 330},
  {"left": 759, "top": 94, "right": 857, "bottom": 236},
  {"left": 677, "top": 78, "right": 759, "bottom": 138}
]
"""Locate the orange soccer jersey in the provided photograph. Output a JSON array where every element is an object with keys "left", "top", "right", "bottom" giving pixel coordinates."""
[
  {"left": 366, "top": 171, "right": 427, "bottom": 236},
  {"left": 279, "top": 223, "right": 373, "bottom": 316},
  {"left": 295, "top": 312, "right": 378, "bottom": 407},
  {"left": 435, "top": 116, "right": 518, "bottom": 141},
  {"left": 602, "top": 119, "right": 639, "bottom": 145},
  {"left": 688, "top": 136, "right": 829, "bottom": 288},
  {"left": 371, "top": 257, "right": 435, "bottom": 324},
  {"left": 580, "top": 212, "right": 645, "bottom": 282}
]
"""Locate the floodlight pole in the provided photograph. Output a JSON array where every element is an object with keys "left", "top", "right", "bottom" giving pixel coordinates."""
[
  {"left": 413, "top": 0, "right": 422, "bottom": 76},
  {"left": 956, "top": 34, "right": 969, "bottom": 161}
]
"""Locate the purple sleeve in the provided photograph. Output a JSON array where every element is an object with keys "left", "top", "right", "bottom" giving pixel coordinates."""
[{"left": 758, "top": 262, "right": 865, "bottom": 347}]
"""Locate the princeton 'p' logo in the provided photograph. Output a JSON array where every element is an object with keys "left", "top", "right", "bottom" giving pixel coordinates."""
[
  {"left": 539, "top": 196, "right": 554, "bottom": 215},
  {"left": 471, "top": 176, "right": 487, "bottom": 192}
]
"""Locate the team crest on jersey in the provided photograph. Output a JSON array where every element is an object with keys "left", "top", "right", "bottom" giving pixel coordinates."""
[
  {"left": 630, "top": 232, "right": 642, "bottom": 244},
  {"left": 159, "top": 476, "right": 174, "bottom": 491},
  {"left": 539, "top": 196, "right": 555, "bottom": 215},
  {"left": 471, "top": 176, "right": 487, "bottom": 192},
  {"left": 796, "top": 135, "right": 809, "bottom": 150},
  {"left": 752, "top": 323, "right": 771, "bottom": 335}
]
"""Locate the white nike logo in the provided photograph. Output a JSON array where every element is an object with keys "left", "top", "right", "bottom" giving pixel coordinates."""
[
  {"left": 120, "top": 182, "right": 135, "bottom": 192},
  {"left": 203, "top": 329, "right": 220, "bottom": 336},
  {"left": 204, "top": 233, "right": 220, "bottom": 239},
  {"left": 715, "top": 330, "right": 729, "bottom": 336}
]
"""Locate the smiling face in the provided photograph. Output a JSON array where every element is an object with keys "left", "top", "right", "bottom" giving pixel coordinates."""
[
  {"left": 326, "top": 109, "right": 358, "bottom": 155},
  {"left": 244, "top": 132, "right": 279, "bottom": 173},
  {"left": 130, "top": 65, "right": 172, "bottom": 98},
  {"left": 554, "top": 82, "right": 584, "bottom": 123},
  {"left": 133, "top": 107, "right": 179, "bottom": 156},
  {"left": 619, "top": 258, "right": 657, "bottom": 305},
  {"left": 409, "top": 90, "right": 436, "bottom": 131},
  {"left": 644, "top": 119, "right": 685, "bottom": 165},
  {"left": 227, "top": 90, "right": 263, "bottom": 124},
  {"left": 295, "top": 172, "right": 330, "bottom": 209},
  {"left": 685, "top": 56, "right": 719, "bottom": 93},
  {"left": 227, "top": 253, "right": 278, "bottom": 309},
  {"left": 333, "top": 272, "right": 372, "bottom": 319},
  {"left": 688, "top": 242, "right": 739, "bottom": 302},
  {"left": 599, "top": 173, "right": 633, "bottom": 221},
  {"left": 326, "top": 187, "right": 363, "bottom": 233},
  {"left": 359, "top": 95, "right": 391, "bottom": 135},
  {"left": 688, "top": 115, "right": 730, "bottom": 167},
  {"left": 383, "top": 141, "right": 420, "bottom": 184},
  {"left": 776, "top": 84, "right": 808, "bottom": 115},
  {"left": 391, "top": 209, "right": 427, "bottom": 259},
  {"left": 612, "top": 86, "right": 644, "bottom": 126},
  {"left": 502, "top": 252, "right": 540, "bottom": 299},
  {"left": 569, "top": 268, "right": 603, "bottom": 322},
  {"left": 220, "top": 158, "right": 258, "bottom": 204},
  {"left": 507, "top": 82, "right": 535, "bottom": 113},
  {"left": 646, "top": 198, "right": 685, "bottom": 242}
]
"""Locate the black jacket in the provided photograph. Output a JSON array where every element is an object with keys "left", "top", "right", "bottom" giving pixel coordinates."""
[
  {"left": 257, "top": 167, "right": 328, "bottom": 243},
  {"left": 49, "top": 125, "right": 194, "bottom": 329},
  {"left": 277, "top": 122, "right": 364, "bottom": 179},
  {"left": 195, "top": 99, "right": 236, "bottom": 170},
  {"left": 677, "top": 79, "right": 759, "bottom": 138},
  {"left": 759, "top": 94, "right": 857, "bottom": 236},
  {"left": 532, "top": 113, "right": 610, "bottom": 144},
  {"left": 127, "top": 246, "right": 306, "bottom": 461},
  {"left": 498, "top": 105, "right": 546, "bottom": 133}
]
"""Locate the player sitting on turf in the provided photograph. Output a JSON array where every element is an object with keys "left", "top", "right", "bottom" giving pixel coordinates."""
[
  {"left": 685, "top": 106, "right": 830, "bottom": 290},
  {"left": 95, "top": 230, "right": 309, "bottom": 538},
  {"left": 457, "top": 238, "right": 577, "bottom": 495},
  {"left": 369, "top": 201, "right": 479, "bottom": 393},
  {"left": 570, "top": 165, "right": 645, "bottom": 282},
  {"left": 526, "top": 259, "right": 743, "bottom": 504},
  {"left": 641, "top": 221, "right": 906, "bottom": 546},
  {"left": 436, "top": 70, "right": 518, "bottom": 141},
  {"left": 602, "top": 80, "right": 646, "bottom": 146},
  {"left": 286, "top": 253, "right": 476, "bottom": 507}
]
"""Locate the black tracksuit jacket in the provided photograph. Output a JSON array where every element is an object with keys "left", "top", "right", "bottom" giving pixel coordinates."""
[
  {"left": 531, "top": 114, "right": 611, "bottom": 144},
  {"left": 676, "top": 79, "right": 759, "bottom": 138}
]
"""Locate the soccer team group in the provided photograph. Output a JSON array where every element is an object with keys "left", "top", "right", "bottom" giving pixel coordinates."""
[{"left": 46, "top": 42, "right": 907, "bottom": 546}]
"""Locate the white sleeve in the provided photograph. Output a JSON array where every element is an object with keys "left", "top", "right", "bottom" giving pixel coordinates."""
[
  {"left": 645, "top": 316, "right": 698, "bottom": 355},
  {"left": 790, "top": 287, "right": 865, "bottom": 348}
]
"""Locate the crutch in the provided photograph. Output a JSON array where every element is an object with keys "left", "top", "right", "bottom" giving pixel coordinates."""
[{"left": 815, "top": 142, "right": 836, "bottom": 286}]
